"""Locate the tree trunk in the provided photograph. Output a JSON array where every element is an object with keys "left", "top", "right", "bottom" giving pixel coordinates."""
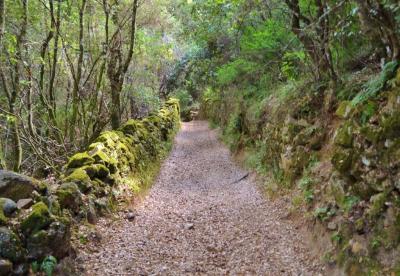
[
  {"left": 284, "top": 0, "right": 337, "bottom": 81},
  {"left": 355, "top": 0, "right": 400, "bottom": 61},
  {"left": 70, "top": 0, "right": 87, "bottom": 141},
  {"left": 106, "top": 0, "right": 139, "bottom": 129}
]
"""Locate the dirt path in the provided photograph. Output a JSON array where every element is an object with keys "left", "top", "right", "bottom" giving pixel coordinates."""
[{"left": 75, "top": 121, "right": 325, "bottom": 275}]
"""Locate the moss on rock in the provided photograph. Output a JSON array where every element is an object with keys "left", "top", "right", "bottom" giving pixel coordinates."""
[
  {"left": 0, "top": 210, "right": 7, "bottom": 226},
  {"left": 332, "top": 147, "right": 354, "bottom": 173},
  {"left": 67, "top": 152, "right": 95, "bottom": 169},
  {"left": 367, "top": 192, "right": 388, "bottom": 219},
  {"left": 56, "top": 183, "right": 82, "bottom": 214},
  {"left": 334, "top": 122, "right": 354, "bottom": 147},
  {"left": 21, "top": 202, "right": 52, "bottom": 235},
  {"left": 336, "top": 101, "right": 353, "bottom": 119},
  {"left": 84, "top": 164, "right": 110, "bottom": 179},
  {"left": 0, "top": 227, "right": 25, "bottom": 262},
  {"left": 90, "top": 150, "right": 118, "bottom": 174},
  {"left": 63, "top": 168, "right": 91, "bottom": 192}
]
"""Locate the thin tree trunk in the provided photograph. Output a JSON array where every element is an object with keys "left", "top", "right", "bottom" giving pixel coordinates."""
[
  {"left": 70, "top": 0, "right": 87, "bottom": 141},
  {"left": 9, "top": 0, "right": 28, "bottom": 172},
  {"left": 108, "top": 0, "right": 139, "bottom": 129}
]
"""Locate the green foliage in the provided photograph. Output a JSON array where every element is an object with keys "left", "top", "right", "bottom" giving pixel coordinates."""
[
  {"left": 240, "top": 19, "right": 292, "bottom": 55},
  {"left": 281, "top": 51, "right": 306, "bottom": 81},
  {"left": 41, "top": 256, "right": 57, "bottom": 276},
  {"left": 244, "top": 142, "right": 269, "bottom": 175},
  {"left": 360, "top": 101, "right": 377, "bottom": 124},
  {"left": 352, "top": 61, "right": 399, "bottom": 106},
  {"left": 216, "top": 59, "right": 258, "bottom": 85},
  {"left": 331, "top": 232, "right": 342, "bottom": 244},
  {"left": 314, "top": 206, "right": 336, "bottom": 221},
  {"left": 343, "top": 195, "right": 360, "bottom": 213}
]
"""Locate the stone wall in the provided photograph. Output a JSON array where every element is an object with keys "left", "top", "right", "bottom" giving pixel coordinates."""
[
  {"left": 202, "top": 69, "right": 400, "bottom": 273},
  {"left": 0, "top": 99, "right": 180, "bottom": 275}
]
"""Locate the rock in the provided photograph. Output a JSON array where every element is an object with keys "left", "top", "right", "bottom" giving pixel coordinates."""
[
  {"left": 86, "top": 199, "right": 98, "bottom": 224},
  {"left": 66, "top": 152, "right": 95, "bottom": 169},
  {"left": 125, "top": 212, "right": 136, "bottom": 221},
  {"left": 0, "top": 227, "right": 25, "bottom": 262},
  {"left": 185, "top": 223, "right": 194, "bottom": 230},
  {"left": 20, "top": 202, "right": 53, "bottom": 235},
  {"left": 327, "top": 173, "right": 346, "bottom": 206},
  {"left": 84, "top": 164, "right": 110, "bottom": 180},
  {"left": 331, "top": 147, "right": 354, "bottom": 174},
  {"left": 12, "top": 263, "right": 29, "bottom": 275},
  {"left": 0, "top": 211, "right": 6, "bottom": 226},
  {"left": 0, "top": 259, "right": 12, "bottom": 276},
  {"left": 94, "top": 197, "right": 109, "bottom": 214},
  {"left": 327, "top": 222, "right": 337, "bottom": 230},
  {"left": 0, "top": 198, "right": 17, "bottom": 217},
  {"left": 63, "top": 168, "right": 92, "bottom": 193},
  {"left": 349, "top": 239, "right": 366, "bottom": 255},
  {"left": 0, "top": 170, "right": 39, "bottom": 201},
  {"left": 360, "top": 125, "right": 382, "bottom": 144},
  {"left": 334, "top": 122, "right": 353, "bottom": 148},
  {"left": 26, "top": 219, "right": 71, "bottom": 260},
  {"left": 16, "top": 198, "right": 33, "bottom": 210},
  {"left": 367, "top": 192, "right": 387, "bottom": 219},
  {"left": 45, "top": 195, "right": 61, "bottom": 216},
  {"left": 336, "top": 101, "right": 353, "bottom": 119},
  {"left": 380, "top": 110, "right": 400, "bottom": 139},
  {"left": 56, "top": 183, "right": 82, "bottom": 214}
]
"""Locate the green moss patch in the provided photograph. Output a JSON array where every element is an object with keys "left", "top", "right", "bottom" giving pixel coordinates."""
[{"left": 21, "top": 202, "right": 53, "bottom": 235}]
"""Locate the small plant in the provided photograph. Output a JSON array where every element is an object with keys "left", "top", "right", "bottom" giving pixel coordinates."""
[
  {"left": 331, "top": 232, "right": 342, "bottom": 244},
  {"left": 371, "top": 237, "right": 381, "bottom": 250},
  {"left": 360, "top": 101, "right": 377, "bottom": 124},
  {"left": 303, "top": 190, "right": 314, "bottom": 203},
  {"left": 298, "top": 173, "right": 315, "bottom": 203},
  {"left": 342, "top": 195, "right": 360, "bottom": 213},
  {"left": 41, "top": 256, "right": 58, "bottom": 276},
  {"left": 352, "top": 61, "right": 399, "bottom": 106},
  {"left": 291, "top": 194, "right": 304, "bottom": 207},
  {"left": 79, "top": 234, "right": 88, "bottom": 244},
  {"left": 314, "top": 206, "right": 336, "bottom": 221},
  {"left": 31, "top": 256, "right": 58, "bottom": 276}
]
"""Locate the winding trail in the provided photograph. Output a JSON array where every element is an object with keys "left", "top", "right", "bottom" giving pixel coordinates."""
[{"left": 76, "top": 121, "right": 324, "bottom": 275}]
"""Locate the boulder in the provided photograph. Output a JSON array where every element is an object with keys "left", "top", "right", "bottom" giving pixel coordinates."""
[
  {"left": 56, "top": 183, "right": 82, "bottom": 214},
  {"left": 0, "top": 170, "right": 39, "bottom": 201},
  {"left": 0, "top": 211, "right": 6, "bottom": 226},
  {"left": 63, "top": 168, "right": 92, "bottom": 193},
  {"left": 26, "top": 219, "right": 71, "bottom": 260},
  {"left": 66, "top": 152, "right": 95, "bottom": 169},
  {"left": 0, "top": 198, "right": 17, "bottom": 217},
  {"left": 334, "top": 122, "right": 354, "bottom": 148},
  {"left": 16, "top": 198, "right": 33, "bottom": 210},
  {"left": 336, "top": 101, "right": 353, "bottom": 119},
  {"left": 0, "top": 259, "right": 12, "bottom": 276},
  {"left": 20, "top": 202, "right": 53, "bottom": 235},
  {"left": 331, "top": 147, "right": 354, "bottom": 174},
  {"left": 0, "top": 227, "right": 25, "bottom": 262}
]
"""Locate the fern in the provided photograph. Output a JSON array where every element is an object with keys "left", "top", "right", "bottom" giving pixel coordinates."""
[
  {"left": 40, "top": 256, "right": 57, "bottom": 276},
  {"left": 351, "top": 61, "right": 399, "bottom": 106}
]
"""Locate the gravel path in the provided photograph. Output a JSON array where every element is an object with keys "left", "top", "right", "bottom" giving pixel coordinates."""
[{"left": 76, "top": 121, "right": 324, "bottom": 275}]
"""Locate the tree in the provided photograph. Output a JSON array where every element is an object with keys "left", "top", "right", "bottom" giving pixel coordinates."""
[
  {"left": 284, "top": 0, "right": 338, "bottom": 81},
  {"left": 355, "top": 0, "right": 400, "bottom": 61},
  {"left": 106, "top": 0, "right": 139, "bottom": 129}
]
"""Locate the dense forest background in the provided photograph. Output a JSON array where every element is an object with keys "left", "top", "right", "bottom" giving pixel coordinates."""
[
  {"left": 0, "top": 0, "right": 189, "bottom": 175},
  {"left": 1, "top": 0, "right": 400, "bottom": 177}
]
